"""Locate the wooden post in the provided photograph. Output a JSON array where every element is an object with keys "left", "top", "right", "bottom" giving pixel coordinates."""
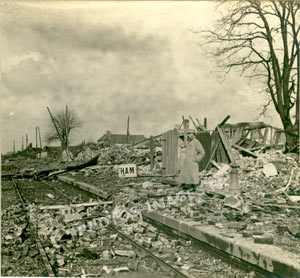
[
  {"left": 204, "top": 118, "right": 207, "bottom": 129},
  {"left": 25, "top": 134, "right": 28, "bottom": 148},
  {"left": 36, "top": 126, "right": 38, "bottom": 148},
  {"left": 38, "top": 126, "right": 42, "bottom": 149},
  {"left": 150, "top": 136, "right": 154, "bottom": 170}
]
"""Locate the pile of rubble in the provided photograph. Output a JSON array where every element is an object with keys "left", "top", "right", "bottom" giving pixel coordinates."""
[
  {"left": 1, "top": 205, "right": 47, "bottom": 277},
  {"left": 75, "top": 145, "right": 152, "bottom": 166}
]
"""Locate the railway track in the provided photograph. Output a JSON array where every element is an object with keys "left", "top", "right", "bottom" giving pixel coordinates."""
[
  {"left": 2, "top": 178, "right": 192, "bottom": 277},
  {"left": 2, "top": 176, "right": 269, "bottom": 277}
]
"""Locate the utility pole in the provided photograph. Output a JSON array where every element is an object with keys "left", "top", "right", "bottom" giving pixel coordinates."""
[
  {"left": 25, "top": 134, "right": 28, "bottom": 149},
  {"left": 65, "top": 106, "right": 69, "bottom": 150},
  {"left": 13, "top": 140, "right": 15, "bottom": 154},
  {"left": 35, "top": 126, "right": 38, "bottom": 148},
  {"left": 22, "top": 137, "right": 24, "bottom": 151},
  {"left": 38, "top": 126, "right": 42, "bottom": 149},
  {"left": 126, "top": 115, "right": 130, "bottom": 144}
]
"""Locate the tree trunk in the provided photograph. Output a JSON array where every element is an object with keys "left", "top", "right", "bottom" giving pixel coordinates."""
[
  {"left": 283, "top": 123, "right": 298, "bottom": 151},
  {"left": 61, "top": 142, "right": 73, "bottom": 161}
]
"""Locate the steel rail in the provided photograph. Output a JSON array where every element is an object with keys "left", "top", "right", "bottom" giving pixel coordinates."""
[
  {"left": 143, "top": 215, "right": 278, "bottom": 278},
  {"left": 41, "top": 180, "right": 73, "bottom": 201},
  {"left": 11, "top": 178, "right": 56, "bottom": 277},
  {"left": 107, "top": 224, "right": 194, "bottom": 278}
]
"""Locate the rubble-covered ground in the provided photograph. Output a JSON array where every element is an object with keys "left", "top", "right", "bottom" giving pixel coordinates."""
[
  {"left": 65, "top": 147, "right": 300, "bottom": 254},
  {"left": 1, "top": 144, "right": 299, "bottom": 277}
]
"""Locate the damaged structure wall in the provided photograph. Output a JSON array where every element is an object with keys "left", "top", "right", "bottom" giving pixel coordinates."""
[{"left": 161, "top": 121, "right": 287, "bottom": 175}]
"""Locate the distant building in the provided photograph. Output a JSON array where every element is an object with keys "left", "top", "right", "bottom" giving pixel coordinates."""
[{"left": 97, "top": 130, "right": 145, "bottom": 145}]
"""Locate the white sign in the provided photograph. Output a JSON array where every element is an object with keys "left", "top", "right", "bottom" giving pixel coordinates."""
[{"left": 118, "top": 164, "right": 137, "bottom": 178}]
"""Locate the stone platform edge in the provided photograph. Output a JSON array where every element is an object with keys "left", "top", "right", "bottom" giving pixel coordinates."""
[
  {"left": 57, "top": 175, "right": 109, "bottom": 199},
  {"left": 142, "top": 210, "right": 300, "bottom": 278}
]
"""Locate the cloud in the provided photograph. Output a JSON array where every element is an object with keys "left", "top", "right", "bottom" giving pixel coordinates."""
[{"left": 1, "top": 2, "right": 281, "bottom": 154}]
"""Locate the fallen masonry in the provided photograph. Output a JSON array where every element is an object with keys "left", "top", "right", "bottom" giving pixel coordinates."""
[{"left": 2, "top": 118, "right": 300, "bottom": 277}]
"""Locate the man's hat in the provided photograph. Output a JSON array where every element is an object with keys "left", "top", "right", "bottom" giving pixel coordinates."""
[{"left": 186, "top": 129, "right": 196, "bottom": 134}]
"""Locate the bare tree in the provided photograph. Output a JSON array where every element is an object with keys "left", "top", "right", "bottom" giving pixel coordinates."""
[
  {"left": 45, "top": 106, "right": 82, "bottom": 156},
  {"left": 199, "top": 0, "right": 300, "bottom": 151}
]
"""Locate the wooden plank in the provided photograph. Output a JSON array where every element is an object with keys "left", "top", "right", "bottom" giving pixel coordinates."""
[
  {"left": 166, "top": 131, "right": 169, "bottom": 174},
  {"left": 197, "top": 131, "right": 211, "bottom": 171},
  {"left": 173, "top": 130, "right": 179, "bottom": 174},
  {"left": 211, "top": 160, "right": 221, "bottom": 169},
  {"left": 172, "top": 130, "right": 175, "bottom": 174},
  {"left": 219, "top": 141, "right": 229, "bottom": 164},
  {"left": 165, "top": 131, "right": 168, "bottom": 174},
  {"left": 170, "top": 131, "right": 173, "bottom": 174},
  {"left": 209, "top": 131, "right": 220, "bottom": 164},
  {"left": 274, "top": 130, "right": 280, "bottom": 145},
  {"left": 217, "top": 126, "right": 236, "bottom": 163},
  {"left": 233, "top": 144, "right": 258, "bottom": 158},
  {"left": 204, "top": 139, "right": 220, "bottom": 170},
  {"left": 263, "top": 127, "right": 269, "bottom": 145},
  {"left": 162, "top": 133, "right": 166, "bottom": 172},
  {"left": 232, "top": 126, "right": 243, "bottom": 144},
  {"left": 150, "top": 136, "right": 154, "bottom": 170}
]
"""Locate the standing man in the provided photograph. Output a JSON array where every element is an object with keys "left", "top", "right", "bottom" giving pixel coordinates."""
[{"left": 178, "top": 129, "right": 205, "bottom": 191}]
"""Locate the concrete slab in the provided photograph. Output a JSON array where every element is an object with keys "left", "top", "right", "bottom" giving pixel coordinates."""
[
  {"left": 57, "top": 175, "right": 109, "bottom": 199},
  {"left": 142, "top": 210, "right": 300, "bottom": 278}
]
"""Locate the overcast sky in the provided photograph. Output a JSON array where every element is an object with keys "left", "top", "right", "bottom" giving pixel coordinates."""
[{"left": 1, "top": 1, "right": 281, "bottom": 154}]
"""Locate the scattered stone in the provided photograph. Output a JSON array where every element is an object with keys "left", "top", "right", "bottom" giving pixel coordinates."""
[
  {"left": 110, "top": 234, "right": 118, "bottom": 240},
  {"left": 142, "top": 181, "right": 153, "bottom": 189},
  {"left": 142, "top": 240, "right": 152, "bottom": 248},
  {"left": 102, "top": 250, "right": 112, "bottom": 260},
  {"left": 224, "top": 195, "right": 243, "bottom": 210},
  {"left": 262, "top": 163, "right": 278, "bottom": 177},
  {"left": 276, "top": 225, "right": 288, "bottom": 235},
  {"left": 252, "top": 231, "right": 264, "bottom": 235},
  {"left": 208, "top": 220, "right": 215, "bottom": 225},
  {"left": 57, "top": 259, "right": 65, "bottom": 266},
  {"left": 287, "top": 225, "right": 300, "bottom": 238},
  {"left": 46, "top": 193, "right": 55, "bottom": 199},
  {"left": 215, "top": 223, "right": 225, "bottom": 229},
  {"left": 288, "top": 196, "right": 300, "bottom": 203},
  {"left": 114, "top": 250, "right": 136, "bottom": 258},
  {"left": 81, "top": 248, "right": 98, "bottom": 259},
  {"left": 112, "top": 266, "right": 129, "bottom": 273},
  {"left": 213, "top": 164, "right": 230, "bottom": 178},
  {"left": 5, "top": 235, "right": 13, "bottom": 241},
  {"left": 64, "top": 213, "right": 82, "bottom": 223},
  {"left": 242, "top": 231, "right": 252, "bottom": 238},
  {"left": 151, "top": 241, "right": 163, "bottom": 250},
  {"left": 29, "top": 249, "right": 39, "bottom": 258},
  {"left": 253, "top": 234, "right": 274, "bottom": 244}
]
